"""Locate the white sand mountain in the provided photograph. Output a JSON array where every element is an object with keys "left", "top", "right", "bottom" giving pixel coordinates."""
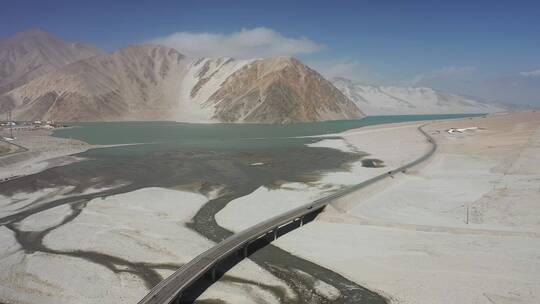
[
  {"left": 332, "top": 77, "right": 505, "bottom": 115},
  {"left": 0, "top": 28, "right": 104, "bottom": 96},
  {"left": 2, "top": 42, "right": 364, "bottom": 123}
]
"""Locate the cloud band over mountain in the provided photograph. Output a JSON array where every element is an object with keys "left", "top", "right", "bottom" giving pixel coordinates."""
[{"left": 148, "top": 27, "right": 325, "bottom": 59}]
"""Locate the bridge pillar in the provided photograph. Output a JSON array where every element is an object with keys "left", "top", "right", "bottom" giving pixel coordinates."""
[
  {"left": 300, "top": 216, "right": 304, "bottom": 226},
  {"left": 173, "top": 294, "right": 182, "bottom": 304},
  {"left": 211, "top": 267, "right": 216, "bottom": 282},
  {"left": 273, "top": 228, "right": 278, "bottom": 241},
  {"left": 243, "top": 245, "right": 249, "bottom": 258}
]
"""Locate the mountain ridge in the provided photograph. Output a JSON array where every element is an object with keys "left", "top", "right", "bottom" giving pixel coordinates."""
[
  {"left": 1, "top": 38, "right": 364, "bottom": 123},
  {"left": 1, "top": 28, "right": 508, "bottom": 123},
  {"left": 331, "top": 77, "right": 505, "bottom": 115},
  {"left": 0, "top": 28, "right": 105, "bottom": 95}
]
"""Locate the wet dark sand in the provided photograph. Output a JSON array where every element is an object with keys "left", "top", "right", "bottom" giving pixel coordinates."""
[{"left": 0, "top": 144, "right": 387, "bottom": 303}]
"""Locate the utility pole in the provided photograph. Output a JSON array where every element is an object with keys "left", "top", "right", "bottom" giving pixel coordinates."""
[{"left": 8, "top": 110, "right": 13, "bottom": 139}]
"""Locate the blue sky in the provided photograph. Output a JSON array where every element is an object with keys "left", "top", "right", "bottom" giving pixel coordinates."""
[{"left": 2, "top": 0, "right": 539, "bottom": 105}]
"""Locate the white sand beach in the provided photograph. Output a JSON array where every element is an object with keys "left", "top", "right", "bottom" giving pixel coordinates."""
[{"left": 0, "top": 128, "right": 93, "bottom": 181}]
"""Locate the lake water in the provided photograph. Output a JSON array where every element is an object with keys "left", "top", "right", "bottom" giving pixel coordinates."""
[{"left": 52, "top": 114, "right": 483, "bottom": 153}]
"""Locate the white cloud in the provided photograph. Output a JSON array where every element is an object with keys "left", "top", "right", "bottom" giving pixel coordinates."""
[
  {"left": 438, "top": 66, "right": 477, "bottom": 76},
  {"left": 410, "top": 66, "right": 477, "bottom": 85},
  {"left": 147, "top": 27, "right": 325, "bottom": 59},
  {"left": 308, "top": 59, "right": 384, "bottom": 84},
  {"left": 520, "top": 69, "right": 540, "bottom": 77}
]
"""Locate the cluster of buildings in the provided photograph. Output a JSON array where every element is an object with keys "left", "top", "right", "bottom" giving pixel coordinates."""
[
  {"left": 1, "top": 120, "right": 60, "bottom": 130},
  {"left": 1, "top": 120, "right": 64, "bottom": 141}
]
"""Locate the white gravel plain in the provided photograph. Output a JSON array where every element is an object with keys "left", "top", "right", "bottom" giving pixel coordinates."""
[{"left": 0, "top": 188, "right": 293, "bottom": 304}]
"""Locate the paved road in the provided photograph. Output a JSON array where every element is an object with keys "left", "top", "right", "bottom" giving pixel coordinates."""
[
  {"left": 138, "top": 124, "right": 437, "bottom": 304},
  {"left": 0, "top": 136, "right": 29, "bottom": 157}
]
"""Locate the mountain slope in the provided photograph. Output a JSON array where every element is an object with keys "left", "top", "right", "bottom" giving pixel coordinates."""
[
  {"left": 332, "top": 77, "right": 505, "bottom": 115},
  {"left": 2, "top": 43, "right": 363, "bottom": 123},
  {"left": 208, "top": 57, "right": 363, "bottom": 123},
  {"left": 0, "top": 28, "right": 104, "bottom": 95},
  {"left": 4, "top": 45, "right": 192, "bottom": 121}
]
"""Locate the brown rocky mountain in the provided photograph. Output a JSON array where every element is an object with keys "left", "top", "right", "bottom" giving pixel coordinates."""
[
  {"left": 1, "top": 33, "right": 364, "bottom": 123},
  {"left": 0, "top": 28, "right": 104, "bottom": 96},
  {"left": 207, "top": 57, "right": 362, "bottom": 123},
  {"left": 3, "top": 45, "right": 190, "bottom": 121}
]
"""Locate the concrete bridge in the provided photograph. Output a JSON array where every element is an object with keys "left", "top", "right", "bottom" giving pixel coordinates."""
[{"left": 138, "top": 124, "right": 437, "bottom": 304}]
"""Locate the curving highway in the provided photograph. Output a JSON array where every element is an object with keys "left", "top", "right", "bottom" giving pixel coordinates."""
[{"left": 138, "top": 123, "right": 437, "bottom": 304}]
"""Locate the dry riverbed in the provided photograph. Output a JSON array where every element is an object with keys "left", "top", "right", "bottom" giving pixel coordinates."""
[{"left": 0, "top": 188, "right": 292, "bottom": 304}]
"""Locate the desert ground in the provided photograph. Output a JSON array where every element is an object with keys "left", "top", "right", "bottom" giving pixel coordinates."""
[{"left": 266, "top": 112, "right": 540, "bottom": 304}]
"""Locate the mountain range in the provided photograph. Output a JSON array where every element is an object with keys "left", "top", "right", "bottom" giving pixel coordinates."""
[
  {"left": 0, "top": 28, "right": 104, "bottom": 96},
  {"left": 0, "top": 29, "right": 505, "bottom": 123},
  {"left": 0, "top": 30, "right": 362, "bottom": 123},
  {"left": 331, "top": 77, "right": 505, "bottom": 115}
]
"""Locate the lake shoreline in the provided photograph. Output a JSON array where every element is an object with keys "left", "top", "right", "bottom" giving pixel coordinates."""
[
  {"left": 0, "top": 128, "right": 94, "bottom": 182},
  {"left": 0, "top": 114, "right": 487, "bottom": 304}
]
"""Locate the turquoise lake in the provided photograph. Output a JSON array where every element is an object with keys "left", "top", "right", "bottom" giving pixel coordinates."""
[{"left": 53, "top": 114, "right": 483, "bottom": 153}]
